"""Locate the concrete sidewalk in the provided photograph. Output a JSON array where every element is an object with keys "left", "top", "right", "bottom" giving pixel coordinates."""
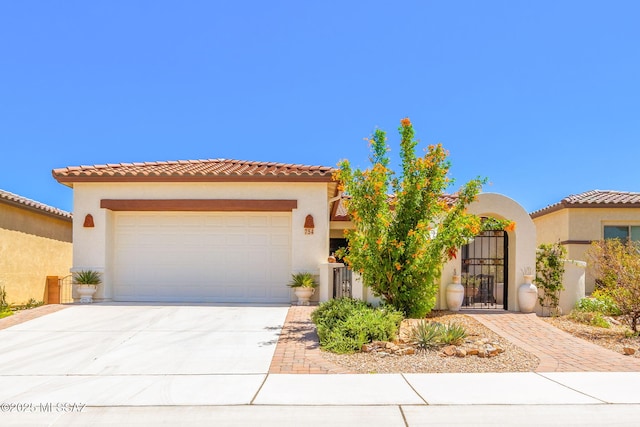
[{"left": 2, "top": 372, "right": 640, "bottom": 426}]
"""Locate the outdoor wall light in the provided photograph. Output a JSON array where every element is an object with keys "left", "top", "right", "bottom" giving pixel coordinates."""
[
  {"left": 83, "top": 214, "right": 95, "bottom": 228},
  {"left": 304, "top": 214, "right": 314, "bottom": 235}
]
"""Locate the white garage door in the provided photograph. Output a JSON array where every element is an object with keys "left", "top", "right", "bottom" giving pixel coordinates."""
[{"left": 112, "top": 212, "right": 292, "bottom": 303}]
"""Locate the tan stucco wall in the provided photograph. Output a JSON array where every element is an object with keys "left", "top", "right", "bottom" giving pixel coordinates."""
[
  {"left": 71, "top": 181, "right": 331, "bottom": 302},
  {"left": 534, "top": 207, "right": 640, "bottom": 294},
  {"left": 0, "top": 203, "right": 72, "bottom": 305}
]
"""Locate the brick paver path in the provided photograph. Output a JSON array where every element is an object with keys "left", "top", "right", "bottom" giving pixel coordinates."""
[
  {"left": 269, "top": 306, "right": 351, "bottom": 374},
  {"left": 0, "top": 304, "right": 69, "bottom": 330},
  {"left": 468, "top": 311, "right": 640, "bottom": 372}
]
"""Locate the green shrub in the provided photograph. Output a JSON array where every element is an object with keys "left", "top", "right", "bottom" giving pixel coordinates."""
[
  {"left": 311, "top": 298, "right": 403, "bottom": 354},
  {"left": 0, "top": 285, "right": 12, "bottom": 319},
  {"left": 0, "top": 285, "right": 7, "bottom": 310},
  {"left": 575, "top": 293, "right": 621, "bottom": 316},
  {"left": 569, "top": 310, "right": 610, "bottom": 328}
]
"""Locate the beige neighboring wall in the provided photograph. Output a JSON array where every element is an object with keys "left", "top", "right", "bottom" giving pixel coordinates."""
[
  {"left": 533, "top": 206, "right": 640, "bottom": 294},
  {"left": 0, "top": 201, "right": 72, "bottom": 305}
]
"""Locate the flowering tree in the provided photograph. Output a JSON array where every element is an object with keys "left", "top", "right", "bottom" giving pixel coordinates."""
[{"left": 334, "top": 118, "right": 513, "bottom": 318}]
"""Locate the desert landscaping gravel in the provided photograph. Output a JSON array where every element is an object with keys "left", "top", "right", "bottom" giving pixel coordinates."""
[{"left": 321, "top": 311, "right": 540, "bottom": 373}]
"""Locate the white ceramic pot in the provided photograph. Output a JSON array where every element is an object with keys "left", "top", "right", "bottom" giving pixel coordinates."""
[
  {"left": 76, "top": 284, "right": 97, "bottom": 304},
  {"left": 294, "top": 287, "right": 315, "bottom": 306},
  {"left": 446, "top": 282, "right": 465, "bottom": 311},
  {"left": 518, "top": 275, "right": 537, "bottom": 313}
]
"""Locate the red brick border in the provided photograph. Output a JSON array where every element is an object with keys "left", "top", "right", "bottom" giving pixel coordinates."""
[
  {"left": 269, "top": 306, "right": 351, "bottom": 374},
  {"left": 0, "top": 304, "right": 70, "bottom": 330}
]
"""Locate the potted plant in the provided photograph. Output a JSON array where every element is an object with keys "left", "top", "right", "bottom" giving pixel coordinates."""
[
  {"left": 288, "top": 272, "right": 318, "bottom": 306},
  {"left": 73, "top": 270, "right": 102, "bottom": 303}
]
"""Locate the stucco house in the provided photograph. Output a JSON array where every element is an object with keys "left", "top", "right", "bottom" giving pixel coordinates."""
[
  {"left": 53, "top": 158, "right": 540, "bottom": 311},
  {"left": 531, "top": 190, "right": 640, "bottom": 295},
  {"left": 0, "top": 189, "right": 73, "bottom": 305}
]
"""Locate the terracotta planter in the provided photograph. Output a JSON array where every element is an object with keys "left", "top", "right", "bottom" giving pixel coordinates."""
[
  {"left": 518, "top": 275, "right": 537, "bottom": 313},
  {"left": 76, "top": 284, "right": 98, "bottom": 304},
  {"left": 294, "top": 287, "right": 315, "bottom": 306}
]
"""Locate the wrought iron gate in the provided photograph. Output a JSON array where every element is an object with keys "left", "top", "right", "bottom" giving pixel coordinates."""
[
  {"left": 461, "top": 230, "right": 508, "bottom": 310},
  {"left": 332, "top": 266, "right": 352, "bottom": 298}
]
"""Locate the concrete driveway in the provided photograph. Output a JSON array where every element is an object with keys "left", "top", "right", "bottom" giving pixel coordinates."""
[
  {"left": 2, "top": 304, "right": 640, "bottom": 426},
  {"left": 0, "top": 303, "right": 288, "bottom": 407}
]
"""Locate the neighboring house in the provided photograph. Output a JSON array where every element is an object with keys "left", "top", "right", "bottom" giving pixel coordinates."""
[
  {"left": 53, "top": 158, "right": 539, "bottom": 311},
  {"left": 0, "top": 189, "right": 72, "bottom": 305},
  {"left": 531, "top": 190, "right": 640, "bottom": 294}
]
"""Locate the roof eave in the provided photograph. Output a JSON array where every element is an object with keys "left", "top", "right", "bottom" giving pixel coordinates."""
[
  {"left": 53, "top": 174, "right": 335, "bottom": 184},
  {"left": 531, "top": 202, "right": 640, "bottom": 219},
  {"left": 0, "top": 198, "right": 72, "bottom": 222}
]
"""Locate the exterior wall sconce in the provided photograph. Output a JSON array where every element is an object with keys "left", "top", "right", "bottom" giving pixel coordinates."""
[
  {"left": 83, "top": 214, "right": 95, "bottom": 228},
  {"left": 304, "top": 214, "right": 315, "bottom": 235}
]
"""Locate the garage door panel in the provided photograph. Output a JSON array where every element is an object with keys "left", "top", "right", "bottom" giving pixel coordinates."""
[{"left": 113, "top": 212, "right": 292, "bottom": 303}]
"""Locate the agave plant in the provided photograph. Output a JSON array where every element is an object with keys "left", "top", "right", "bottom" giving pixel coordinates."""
[
  {"left": 73, "top": 270, "right": 102, "bottom": 285},
  {"left": 287, "top": 272, "right": 318, "bottom": 288}
]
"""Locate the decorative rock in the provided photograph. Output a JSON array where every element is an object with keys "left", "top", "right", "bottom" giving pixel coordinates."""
[
  {"left": 486, "top": 345, "right": 499, "bottom": 357},
  {"left": 455, "top": 348, "right": 467, "bottom": 358},
  {"left": 442, "top": 345, "right": 457, "bottom": 356},
  {"left": 477, "top": 349, "right": 487, "bottom": 358},
  {"left": 398, "top": 347, "right": 416, "bottom": 356},
  {"left": 467, "top": 348, "right": 479, "bottom": 356},
  {"left": 361, "top": 344, "right": 375, "bottom": 353},
  {"left": 623, "top": 347, "right": 636, "bottom": 356}
]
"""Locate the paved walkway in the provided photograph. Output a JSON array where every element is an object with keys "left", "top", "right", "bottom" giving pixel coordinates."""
[
  {"left": 269, "top": 306, "right": 350, "bottom": 374},
  {"left": 468, "top": 310, "right": 640, "bottom": 372}
]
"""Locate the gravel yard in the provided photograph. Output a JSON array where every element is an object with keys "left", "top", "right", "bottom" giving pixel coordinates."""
[{"left": 320, "top": 311, "right": 540, "bottom": 373}]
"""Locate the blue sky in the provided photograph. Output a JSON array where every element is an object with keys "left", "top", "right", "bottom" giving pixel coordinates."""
[{"left": 1, "top": 1, "right": 639, "bottom": 213}]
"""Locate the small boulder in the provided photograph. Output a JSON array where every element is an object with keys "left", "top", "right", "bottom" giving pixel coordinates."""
[
  {"left": 467, "top": 348, "right": 479, "bottom": 356},
  {"left": 623, "top": 347, "right": 636, "bottom": 356},
  {"left": 442, "top": 345, "right": 457, "bottom": 356},
  {"left": 455, "top": 348, "right": 467, "bottom": 358},
  {"left": 361, "top": 344, "right": 375, "bottom": 353}
]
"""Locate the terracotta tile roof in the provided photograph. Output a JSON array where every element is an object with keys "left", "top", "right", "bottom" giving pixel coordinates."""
[
  {"left": 331, "top": 193, "right": 459, "bottom": 221},
  {"left": 53, "top": 158, "right": 335, "bottom": 185},
  {"left": 0, "top": 189, "right": 72, "bottom": 220},
  {"left": 531, "top": 190, "right": 640, "bottom": 218}
]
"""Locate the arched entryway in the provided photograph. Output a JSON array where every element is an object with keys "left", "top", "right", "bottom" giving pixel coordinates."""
[{"left": 461, "top": 229, "right": 508, "bottom": 310}]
